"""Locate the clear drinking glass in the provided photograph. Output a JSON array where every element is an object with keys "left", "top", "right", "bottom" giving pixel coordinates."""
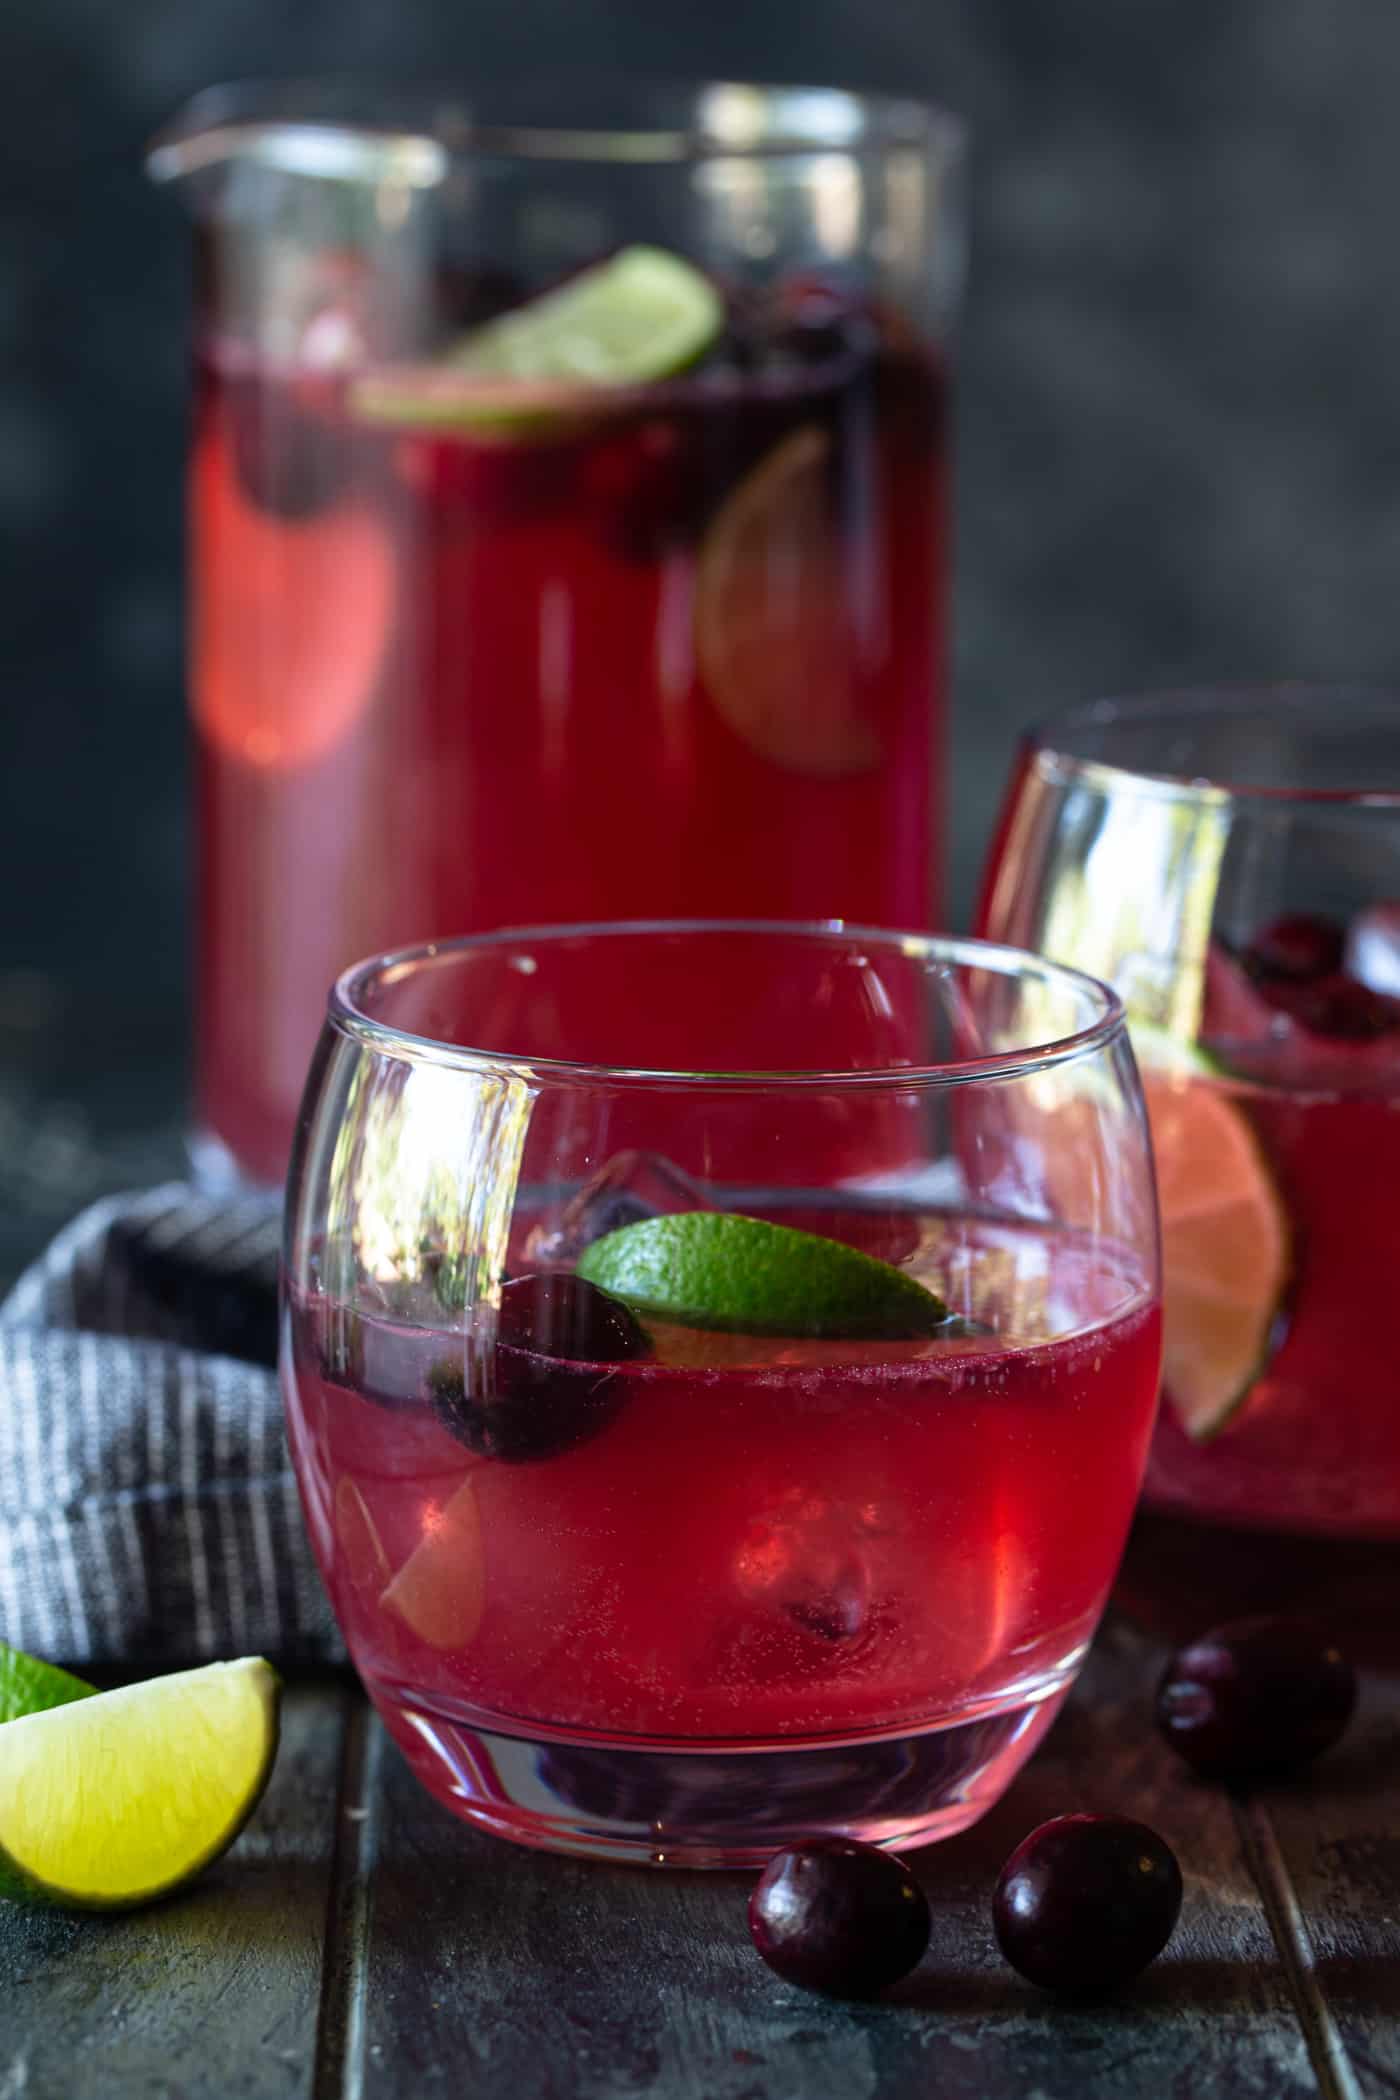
[
  {"left": 148, "top": 81, "right": 964, "bottom": 1189},
  {"left": 280, "top": 921, "right": 1160, "bottom": 1865},
  {"left": 979, "top": 687, "right": 1400, "bottom": 1542}
]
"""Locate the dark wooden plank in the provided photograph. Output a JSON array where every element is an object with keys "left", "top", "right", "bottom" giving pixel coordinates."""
[
  {"left": 1238, "top": 1666, "right": 1400, "bottom": 2100},
  {"left": 314, "top": 1695, "right": 383, "bottom": 2100},
  {"left": 0, "top": 1680, "right": 348, "bottom": 2100},
  {"left": 1114, "top": 1511, "right": 1400, "bottom": 2097},
  {"left": 357, "top": 1621, "right": 1317, "bottom": 2099}
]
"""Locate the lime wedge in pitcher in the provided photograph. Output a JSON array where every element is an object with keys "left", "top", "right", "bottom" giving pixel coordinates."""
[{"left": 353, "top": 246, "right": 723, "bottom": 432}]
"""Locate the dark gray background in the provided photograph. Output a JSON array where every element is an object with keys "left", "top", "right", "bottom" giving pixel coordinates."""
[{"left": 3, "top": 0, "right": 1397, "bottom": 1268}]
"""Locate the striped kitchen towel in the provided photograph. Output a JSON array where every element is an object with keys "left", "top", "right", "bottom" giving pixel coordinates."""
[{"left": 0, "top": 1185, "right": 341, "bottom": 1667}]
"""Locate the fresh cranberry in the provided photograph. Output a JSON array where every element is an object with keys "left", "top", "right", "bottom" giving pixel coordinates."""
[
  {"left": 226, "top": 372, "right": 352, "bottom": 520},
  {"left": 492, "top": 1272, "right": 647, "bottom": 1361},
  {"left": 993, "top": 1814, "right": 1182, "bottom": 1995},
  {"left": 748, "top": 1837, "right": 930, "bottom": 1997},
  {"left": 1156, "top": 1616, "right": 1357, "bottom": 1779},
  {"left": 428, "top": 1272, "right": 650, "bottom": 1462},
  {"left": 393, "top": 429, "right": 577, "bottom": 531},
  {"left": 786, "top": 1580, "right": 870, "bottom": 1644},
  {"left": 1243, "top": 913, "right": 1346, "bottom": 983},
  {"left": 1289, "top": 974, "right": 1400, "bottom": 1041},
  {"left": 769, "top": 281, "right": 868, "bottom": 369},
  {"left": 583, "top": 417, "right": 711, "bottom": 559}
]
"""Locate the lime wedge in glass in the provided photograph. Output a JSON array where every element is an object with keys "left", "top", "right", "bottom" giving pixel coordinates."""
[
  {"left": 0, "top": 1656, "right": 281, "bottom": 1910},
  {"left": 576, "top": 1212, "right": 948, "bottom": 1340},
  {"left": 1129, "top": 1024, "right": 1289, "bottom": 1442},
  {"left": 0, "top": 1641, "right": 97, "bottom": 1725},
  {"left": 353, "top": 245, "right": 723, "bottom": 433}
]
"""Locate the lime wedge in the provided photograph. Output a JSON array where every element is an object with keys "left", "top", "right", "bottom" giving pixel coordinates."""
[
  {"left": 693, "top": 425, "right": 880, "bottom": 776},
  {"left": 576, "top": 1212, "right": 947, "bottom": 1339},
  {"left": 1139, "top": 1066, "right": 1289, "bottom": 1441},
  {"left": 1130, "top": 1021, "right": 1287, "bottom": 1439},
  {"left": 353, "top": 245, "right": 723, "bottom": 433},
  {"left": 0, "top": 1657, "right": 280, "bottom": 1910},
  {"left": 382, "top": 1478, "right": 486, "bottom": 1653},
  {"left": 0, "top": 1641, "right": 96, "bottom": 1724}
]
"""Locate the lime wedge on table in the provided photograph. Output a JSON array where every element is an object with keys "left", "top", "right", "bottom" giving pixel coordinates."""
[
  {"left": 0, "top": 1657, "right": 280, "bottom": 1910},
  {"left": 1129, "top": 1024, "right": 1289, "bottom": 1443},
  {"left": 0, "top": 1640, "right": 97, "bottom": 1724},
  {"left": 576, "top": 1212, "right": 947, "bottom": 1339},
  {"left": 353, "top": 245, "right": 723, "bottom": 432}
]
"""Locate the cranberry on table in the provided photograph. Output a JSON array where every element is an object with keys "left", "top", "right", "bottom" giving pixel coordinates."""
[
  {"left": 1156, "top": 1616, "right": 1357, "bottom": 1780},
  {"left": 429, "top": 1272, "right": 651, "bottom": 1463},
  {"left": 748, "top": 1836, "right": 930, "bottom": 1997},
  {"left": 993, "top": 1814, "right": 1182, "bottom": 1996}
]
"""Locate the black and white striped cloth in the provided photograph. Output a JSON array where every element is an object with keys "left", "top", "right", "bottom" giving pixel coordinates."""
[{"left": 0, "top": 1186, "right": 340, "bottom": 1667}]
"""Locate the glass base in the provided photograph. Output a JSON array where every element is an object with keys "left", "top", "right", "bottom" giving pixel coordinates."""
[{"left": 365, "top": 1674, "right": 1067, "bottom": 1867}]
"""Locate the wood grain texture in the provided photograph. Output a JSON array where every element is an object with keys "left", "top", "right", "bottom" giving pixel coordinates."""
[
  {"left": 353, "top": 1621, "right": 1320, "bottom": 2100},
  {"left": 3, "top": 1633, "right": 1394, "bottom": 2098},
  {"left": 0, "top": 1680, "right": 347, "bottom": 2100},
  {"left": 1237, "top": 1665, "right": 1400, "bottom": 2100}
]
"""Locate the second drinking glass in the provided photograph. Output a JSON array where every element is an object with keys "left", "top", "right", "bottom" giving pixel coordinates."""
[{"left": 980, "top": 687, "right": 1400, "bottom": 1543}]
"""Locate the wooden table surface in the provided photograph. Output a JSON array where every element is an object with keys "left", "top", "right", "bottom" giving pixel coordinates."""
[{"left": 2, "top": 1525, "right": 1397, "bottom": 2100}]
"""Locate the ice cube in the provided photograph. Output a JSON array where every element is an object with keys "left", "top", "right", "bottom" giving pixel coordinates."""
[
  {"left": 524, "top": 1150, "right": 713, "bottom": 1265},
  {"left": 733, "top": 1488, "right": 885, "bottom": 1647},
  {"left": 1345, "top": 904, "right": 1400, "bottom": 997}
]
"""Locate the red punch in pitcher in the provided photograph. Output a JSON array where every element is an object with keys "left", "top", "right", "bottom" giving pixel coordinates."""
[{"left": 150, "top": 82, "right": 964, "bottom": 1186}]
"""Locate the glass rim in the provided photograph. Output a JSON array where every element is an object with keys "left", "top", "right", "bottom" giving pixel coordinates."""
[
  {"left": 147, "top": 75, "right": 966, "bottom": 185},
  {"left": 1027, "top": 684, "right": 1400, "bottom": 810},
  {"left": 328, "top": 919, "right": 1126, "bottom": 1091}
]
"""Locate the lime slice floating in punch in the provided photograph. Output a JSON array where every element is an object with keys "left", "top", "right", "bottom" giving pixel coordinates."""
[
  {"left": 577, "top": 1212, "right": 948, "bottom": 1340},
  {"left": 352, "top": 245, "right": 724, "bottom": 434}
]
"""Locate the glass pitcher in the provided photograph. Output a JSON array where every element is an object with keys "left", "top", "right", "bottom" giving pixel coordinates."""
[{"left": 149, "top": 79, "right": 964, "bottom": 1187}]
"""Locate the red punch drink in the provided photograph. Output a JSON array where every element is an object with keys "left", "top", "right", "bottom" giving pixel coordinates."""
[
  {"left": 976, "top": 687, "right": 1400, "bottom": 1561},
  {"left": 280, "top": 925, "right": 1158, "bottom": 1861},
  {"left": 1142, "top": 926, "right": 1400, "bottom": 1539},
  {"left": 193, "top": 309, "right": 943, "bottom": 1182},
  {"left": 284, "top": 1202, "right": 1159, "bottom": 1863},
  {"left": 151, "top": 84, "right": 964, "bottom": 1188}
]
